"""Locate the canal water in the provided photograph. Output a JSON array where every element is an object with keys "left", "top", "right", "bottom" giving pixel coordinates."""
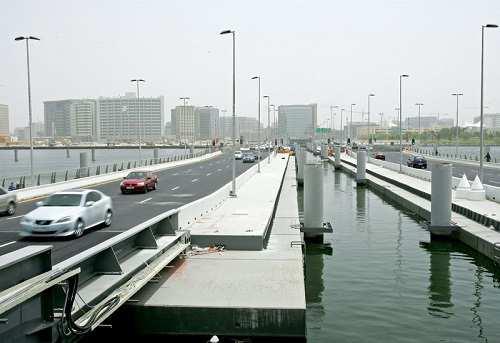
[
  {"left": 0, "top": 148, "right": 187, "bottom": 179},
  {"left": 302, "top": 162, "right": 500, "bottom": 342}
]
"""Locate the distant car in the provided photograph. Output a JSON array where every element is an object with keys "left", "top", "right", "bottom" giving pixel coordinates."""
[
  {"left": 234, "top": 151, "right": 243, "bottom": 160},
  {"left": 120, "top": 171, "right": 158, "bottom": 193},
  {"left": 20, "top": 189, "right": 113, "bottom": 238},
  {"left": 242, "top": 153, "right": 256, "bottom": 163},
  {"left": 0, "top": 186, "right": 17, "bottom": 216},
  {"left": 374, "top": 152, "right": 386, "bottom": 160},
  {"left": 407, "top": 155, "right": 427, "bottom": 169},
  {"left": 313, "top": 146, "right": 321, "bottom": 156}
]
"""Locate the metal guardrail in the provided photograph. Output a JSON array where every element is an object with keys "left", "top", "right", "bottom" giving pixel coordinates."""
[{"left": 1, "top": 149, "right": 213, "bottom": 189}]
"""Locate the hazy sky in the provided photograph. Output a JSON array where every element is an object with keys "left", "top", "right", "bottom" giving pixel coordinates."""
[{"left": 2, "top": 0, "right": 500, "bottom": 131}]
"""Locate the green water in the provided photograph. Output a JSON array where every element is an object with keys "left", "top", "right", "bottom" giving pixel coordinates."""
[{"left": 303, "top": 165, "right": 500, "bottom": 342}]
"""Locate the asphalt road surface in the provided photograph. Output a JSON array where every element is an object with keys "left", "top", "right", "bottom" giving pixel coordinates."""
[
  {"left": 0, "top": 151, "right": 267, "bottom": 263},
  {"left": 381, "top": 151, "right": 500, "bottom": 187}
]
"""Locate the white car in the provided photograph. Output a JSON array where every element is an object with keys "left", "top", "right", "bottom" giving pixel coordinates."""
[
  {"left": 234, "top": 151, "right": 243, "bottom": 160},
  {"left": 20, "top": 189, "right": 113, "bottom": 238}
]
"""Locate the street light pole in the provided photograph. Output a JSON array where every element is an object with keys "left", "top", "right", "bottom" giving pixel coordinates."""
[
  {"left": 349, "top": 104, "right": 356, "bottom": 144},
  {"left": 340, "top": 108, "right": 345, "bottom": 143},
  {"left": 263, "top": 95, "right": 270, "bottom": 162},
  {"left": 251, "top": 76, "right": 261, "bottom": 172},
  {"left": 480, "top": 24, "right": 497, "bottom": 180},
  {"left": 220, "top": 29, "right": 237, "bottom": 196},
  {"left": 415, "top": 103, "right": 423, "bottom": 146},
  {"left": 451, "top": 92, "right": 463, "bottom": 157},
  {"left": 15, "top": 35, "right": 40, "bottom": 187},
  {"left": 368, "top": 94, "right": 375, "bottom": 144},
  {"left": 399, "top": 74, "right": 409, "bottom": 172},
  {"left": 131, "top": 79, "right": 146, "bottom": 162}
]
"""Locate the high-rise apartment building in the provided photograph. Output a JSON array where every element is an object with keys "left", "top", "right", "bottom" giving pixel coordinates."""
[
  {"left": 97, "top": 93, "right": 164, "bottom": 142},
  {"left": 219, "top": 116, "right": 261, "bottom": 142},
  {"left": 197, "top": 106, "right": 219, "bottom": 140},
  {"left": 0, "top": 104, "right": 9, "bottom": 136},
  {"left": 171, "top": 105, "right": 197, "bottom": 142},
  {"left": 278, "top": 104, "right": 317, "bottom": 140},
  {"left": 44, "top": 99, "right": 97, "bottom": 139},
  {"left": 474, "top": 113, "right": 500, "bottom": 130}
]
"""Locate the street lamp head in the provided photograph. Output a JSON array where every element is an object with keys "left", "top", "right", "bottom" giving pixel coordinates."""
[
  {"left": 401, "top": 74, "right": 409, "bottom": 78},
  {"left": 351, "top": 103, "right": 356, "bottom": 106},
  {"left": 263, "top": 95, "right": 269, "bottom": 99},
  {"left": 28, "top": 36, "right": 40, "bottom": 41},
  {"left": 251, "top": 76, "right": 259, "bottom": 80},
  {"left": 14, "top": 36, "right": 25, "bottom": 41},
  {"left": 369, "top": 93, "right": 375, "bottom": 97},
  {"left": 220, "top": 30, "right": 233, "bottom": 35},
  {"left": 451, "top": 93, "right": 463, "bottom": 96},
  {"left": 131, "top": 79, "right": 145, "bottom": 83},
  {"left": 485, "top": 24, "right": 498, "bottom": 28}
]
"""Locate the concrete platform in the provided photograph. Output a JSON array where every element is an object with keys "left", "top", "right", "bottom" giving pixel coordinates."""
[
  {"left": 188, "top": 155, "right": 289, "bottom": 250},
  {"left": 333, "top": 153, "right": 500, "bottom": 263},
  {"left": 112, "top": 156, "right": 306, "bottom": 339}
]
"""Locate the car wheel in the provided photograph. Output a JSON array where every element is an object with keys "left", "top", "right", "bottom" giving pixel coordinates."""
[
  {"left": 6, "top": 202, "right": 16, "bottom": 216},
  {"left": 143, "top": 186, "right": 148, "bottom": 193},
  {"left": 104, "top": 209, "right": 112, "bottom": 227},
  {"left": 74, "top": 219, "right": 85, "bottom": 238}
]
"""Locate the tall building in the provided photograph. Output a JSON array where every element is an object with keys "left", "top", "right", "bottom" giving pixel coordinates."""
[
  {"left": 474, "top": 113, "right": 500, "bottom": 130},
  {"left": 97, "top": 93, "right": 164, "bottom": 142},
  {"left": 278, "top": 104, "right": 317, "bottom": 141},
  {"left": 219, "top": 116, "right": 260, "bottom": 142},
  {"left": 197, "top": 106, "right": 219, "bottom": 140},
  {"left": 0, "top": 104, "right": 9, "bottom": 136},
  {"left": 171, "top": 105, "right": 197, "bottom": 142},
  {"left": 44, "top": 99, "right": 97, "bottom": 139}
]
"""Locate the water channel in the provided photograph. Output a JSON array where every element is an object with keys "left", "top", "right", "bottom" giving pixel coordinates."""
[{"left": 303, "top": 161, "right": 500, "bottom": 342}]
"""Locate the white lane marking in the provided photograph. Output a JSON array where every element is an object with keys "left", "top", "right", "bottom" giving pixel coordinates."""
[
  {"left": 7, "top": 215, "right": 23, "bottom": 220},
  {"left": 206, "top": 173, "right": 212, "bottom": 176},
  {"left": 226, "top": 165, "right": 230, "bottom": 168},
  {"left": 172, "top": 172, "right": 179, "bottom": 176},
  {"left": 191, "top": 178, "right": 199, "bottom": 183},
  {"left": 199, "top": 166, "right": 204, "bottom": 169},
  {"left": 138, "top": 197, "right": 152, "bottom": 204},
  {"left": 171, "top": 186, "right": 180, "bottom": 191},
  {"left": 217, "top": 168, "right": 222, "bottom": 172},
  {"left": 186, "top": 169, "right": 192, "bottom": 173},
  {"left": 0, "top": 241, "right": 16, "bottom": 248}
]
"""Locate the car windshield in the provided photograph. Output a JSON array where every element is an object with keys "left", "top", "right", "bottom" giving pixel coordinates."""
[
  {"left": 44, "top": 194, "right": 82, "bottom": 207},
  {"left": 126, "top": 172, "right": 146, "bottom": 179},
  {"left": 235, "top": 151, "right": 241, "bottom": 154},
  {"left": 415, "top": 157, "right": 425, "bottom": 162}
]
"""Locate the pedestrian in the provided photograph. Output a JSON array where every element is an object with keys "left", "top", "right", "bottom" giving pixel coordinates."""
[
  {"left": 485, "top": 152, "right": 491, "bottom": 163},
  {"left": 8, "top": 182, "right": 16, "bottom": 191}
]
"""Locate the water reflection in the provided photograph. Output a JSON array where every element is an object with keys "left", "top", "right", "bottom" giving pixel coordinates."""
[
  {"left": 471, "top": 265, "right": 486, "bottom": 342},
  {"left": 305, "top": 244, "right": 331, "bottom": 332},
  {"left": 421, "top": 240, "right": 454, "bottom": 318}
]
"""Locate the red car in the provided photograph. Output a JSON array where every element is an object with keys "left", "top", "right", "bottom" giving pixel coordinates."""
[{"left": 120, "top": 171, "right": 158, "bottom": 194}]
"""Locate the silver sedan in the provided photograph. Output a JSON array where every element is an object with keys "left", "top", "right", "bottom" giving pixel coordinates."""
[{"left": 20, "top": 189, "right": 113, "bottom": 238}]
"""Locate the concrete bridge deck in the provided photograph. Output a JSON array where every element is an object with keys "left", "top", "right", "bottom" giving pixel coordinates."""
[{"left": 112, "top": 155, "right": 306, "bottom": 339}]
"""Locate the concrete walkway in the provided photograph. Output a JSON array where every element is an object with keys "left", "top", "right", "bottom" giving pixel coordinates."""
[{"left": 334, "top": 154, "right": 500, "bottom": 263}]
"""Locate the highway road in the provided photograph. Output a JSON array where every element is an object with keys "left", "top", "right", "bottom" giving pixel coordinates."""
[
  {"left": 0, "top": 151, "right": 266, "bottom": 263},
  {"left": 382, "top": 151, "right": 500, "bottom": 186}
]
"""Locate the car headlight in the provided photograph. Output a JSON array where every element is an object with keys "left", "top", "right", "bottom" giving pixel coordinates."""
[
  {"left": 137, "top": 182, "right": 145, "bottom": 186},
  {"left": 56, "top": 216, "right": 73, "bottom": 223}
]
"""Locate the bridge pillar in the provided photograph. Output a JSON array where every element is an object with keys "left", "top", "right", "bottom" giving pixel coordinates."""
[
  {"left": 66, "top": 146, "right": 70, "bottom": 158},
  {"left": 80, "top": 152, "right": 89, "bottom": 177},
  {"left": 296, "top": 148, "right": 305, "bottom": 186},
  {"left": 430, "top": 163, "right": 454, "bottom": 236},
  {"left": 356, "top": 149, "right": 367, "bottom": 185},
  {"left": 153, "top": 147, "right": 159, "bottom": 162},
  {"left": 334, "top": 145, "right": 341, "bottom": 169},
  {"left": 91, "top": 147, "right": 96, "bottom": 162},
  {"left": 303, "top": 162, "right": 325, "bottom": 242},
  {"left": 14, "top": 148, "right": 18, "bottom": 162}
]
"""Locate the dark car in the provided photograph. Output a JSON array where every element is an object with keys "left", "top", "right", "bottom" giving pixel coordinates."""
[
  {"left": 242, "top": 153, "right": 256, "bottom": 163},
  {"left": 407, "top": 155, "right": 427, "bottom": 169},
  {"left": 120, "top": 171, "right": 158, "bottom": 193},
  {"left": 374, "top": 152, "right": 385, "bottom": 160}
]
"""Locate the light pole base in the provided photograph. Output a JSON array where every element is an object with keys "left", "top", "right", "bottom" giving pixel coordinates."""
[{"left": 229, "top": 190, "right": 237, "bottom": 197}]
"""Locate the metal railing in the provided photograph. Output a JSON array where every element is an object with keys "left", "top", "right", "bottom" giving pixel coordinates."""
[{"left": 1, "top": 149, "right": 213, "bottom": 189}]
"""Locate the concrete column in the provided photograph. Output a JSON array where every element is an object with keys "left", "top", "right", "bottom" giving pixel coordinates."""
[
  {"left": 334, "top": 145, "right": 341, "bottom": 169},
  {"left": 430, "top": 163, "right": 453, "bottom": 236},
  {"left": 356, "top": 149, "right": 367, "bottom": 185},
  {"left": 297, "top": 148, "right": 305, "bottom": 186},
  {"left": 304, "top": 162, "right": 324, "bottom": 241},
  {"left": 14, "top": 149, "right": 18, "bottom": 162},
  {"left": 153, "top": 148, "right": 159, "bottom": 161},
  {"left": 80, "top": 152, "right": 89, "bottom": 169},
  {"left": 66, "top": 147, "right": 70, "bottom": 158},
  {"left": 91, "top": 148, "right": 96, "bottom": 162}
]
